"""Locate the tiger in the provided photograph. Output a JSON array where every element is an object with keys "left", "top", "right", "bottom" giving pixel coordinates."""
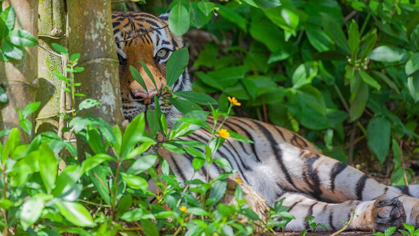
[{"left": 112, "top": 11, "right": 419, "bottom": 232}]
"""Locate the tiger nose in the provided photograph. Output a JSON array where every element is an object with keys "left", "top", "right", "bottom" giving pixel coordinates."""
[{"left": 133, "top": 91, "right": 158, "bottom": 105}]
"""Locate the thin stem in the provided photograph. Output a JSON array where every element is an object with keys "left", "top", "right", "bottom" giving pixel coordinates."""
[
  {"left": 332, "top": 83, "right": 349, "bottom": 112},
  {"left": 78, "top": 199, "right": 111, "bottom": 208},
  {"left": 38, "top": 44, "right": 62, "bottom": 57},
  {"left": 1, "top": 163, "right": 8, "bottom": 235},
  {"left": 330, "top": 209, "right": 355, "bottom": 236}
]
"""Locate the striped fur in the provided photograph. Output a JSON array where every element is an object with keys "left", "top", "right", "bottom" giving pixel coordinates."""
[{"left": 113, "top": 12, "right": 419, "bottom": 232}]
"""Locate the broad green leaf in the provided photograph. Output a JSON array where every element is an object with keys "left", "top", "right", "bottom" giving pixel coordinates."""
[
  {"left": 139, "top": 61, "right": 157, "bottom": 89},
  {"left": 52, "top": 165, "right": 81, "bottom": 197},
  {"left": 162, "top": 159, "right": 170, "bottom": 175},
  {"left": 127, "top": 154, "right": 158, "bottom": 175},
  {"left": 129, "top": 65, "right": 148, "bottom": 92},
  {"left": 54, "top": 200, "right": 96, "bottom": 227},
  {"left": 121, "top": 208, "right": 153, "bottom": 222},
  {"left": 0, "top": 86, "right": 8, "bottom": 103},
  {"left": 123, "top": 141, "right": 155, "bottom": 160},
  {"left": 162, "top": 142, "right": 185, "bottom": 154},
  {"left": 292, "top": 62, "right": 318, "bottom": 89},
  {"left": 171, "top": 117, "right": 212, "bottom": 131},
  {"left": 89, "top": 166, "right": 111, "bottom": 204},
  {"left": 405, "top": 53, "right": 419, "bottom": 76},
  {"left": 207, "top": 181, "right": 227, "bottom": 206},
  {"left": 264, "top": 6, "right": 299, "bottom": 36},
  {"left": 19, "top": 119, "right": 32, "bottom": 136},
  {"left": 0, "top": 18, "right": 8, "bottom": 42},
  {"left": 242, "top": 0, "right": 280, "bottom": 9},
  {"left": 349, "top": 82, "right": 368, "bottom": 122},
  {"left": 169, "top": 3, "right": 190, "bottom": 36},
  {"left": 320, "top": 13, "right": 350, "bottom": 55},
  {"left": 359, "top": 70, "right": 380, "bottom": 90},
  {"left": 369, "top": 45, "right": 408, "bottom": 63},
  {"left": 141, "top": 220, "right": 159, "bottom": 236},
  {"left": 198, "top": 2, "right": 215, "bottom": 16},
  {"left": 120, "top": 113, "right": 145, "bottom": 159},
  {"left": 166, "top": 47, "right": 189, "bottom": 86},
  {"left": 168, "top": 97, "right": 202, "bottom": 114},
  {"left": 51, "top": 43, "right": 68, "bottom": 58},
  {"left": 20, "top": 194, "right": 52, "bottom": 230},
  {"left": 174, "top": 90, "right": 216, "bottom": 105},
  {"left": 229, "top": 130, "right": 254, "bottom": 143},
  {"left": 146, "top": 109, "right": 160, "bottom": 137},
  {"left": 188, "top": 207, "right": 210, "bottom": 216},
  {"left": 116, "top": 194, "right": 133, "bottom": 218},
  {"left": 121, "top": 173, "right": 148, "bottom": 191},
  {"left": 192, "top": 158, "right": 205, "bottom": 171},
  {"left": 214, "top": 158, "right": 232, "bottom": 172},
  {"left": 22, "top": 101, "right": 41, "bottom": 118},
  {"left": 39, "top": 143, "right": 57, "bottom": 193},
  {"left": 8, "top": 29, "right": 38, "bottom": 46},
  {"left": 0, "top": 6, "right": 15, "bottom": 31},
  {"left": 2, "top": 128, "right": 20, "bottom": 162},
  {"left": 217, "top": 5, "right": 247, "bottom": 32},
  {"left": 2, "top": 40, "right": 23, "bottom": 60},
  {"left": 79, "top": 99, "right": 100, "bottom": 111},
  {"left": 348, "top": 21, "right": 360, "bottom": 55},
  {"left": 367, "top": 117, "right": 391, "bottom": 163},
  {"left": 81, "top": 154, "right": 114, "bottom": 174},
  {"left": 408, "top": 72, "right": 419, "bottom": 102},
  {"left": 86, "top": 128, "right": 105, "bottom": 154}
]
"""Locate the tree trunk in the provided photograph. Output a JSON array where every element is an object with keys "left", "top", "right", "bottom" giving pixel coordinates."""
[
  {"left": 36, "top": 0, "right": 68, "bottom": 134},
  {"left": 0, "top": 0, "right": 38, "bottom": 142},
  {"left": 67, "top": 0, "right": 124, "bottom": 159}
]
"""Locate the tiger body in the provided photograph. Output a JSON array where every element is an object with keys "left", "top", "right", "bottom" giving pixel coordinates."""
[{"left": 112, "top": 11, "right": 419, "bottom": 232}]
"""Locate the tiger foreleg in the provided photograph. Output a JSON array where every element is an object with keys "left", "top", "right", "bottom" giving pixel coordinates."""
[{"left": 280, "top": 192, "right": 406, "bottom": 232}]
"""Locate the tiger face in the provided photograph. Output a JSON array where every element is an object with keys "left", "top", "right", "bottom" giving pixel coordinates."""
[{"left": 112, "top": 12, "right": 191, "bottom": 122}]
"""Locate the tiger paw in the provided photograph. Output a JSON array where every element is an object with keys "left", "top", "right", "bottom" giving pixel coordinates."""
[{"left": 372, "top": 196, "right": 406, "bottom": 232}]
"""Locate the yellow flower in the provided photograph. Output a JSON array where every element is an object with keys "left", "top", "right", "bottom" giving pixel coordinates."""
[
  {"left": 180, "top": 206, "right": 188, "bottom": 213},
  {"left": 236, "top": 177, "right": 243, "bottom": 184},
  {"left": 228, "top": 96, "right": 241, "bottom": 106},
  {"left": 214, "top": 233, "right": 219, "bottom": 236},
  {"left": 218, "top": 129, "right": 230, "bottom": 139}
]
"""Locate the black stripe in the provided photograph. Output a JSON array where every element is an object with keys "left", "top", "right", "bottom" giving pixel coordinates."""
[
  {"left": 112, "top": 21, "right": 121, "bottom": 28},
  {"left": 161, "top": 40, "right": 170, "bottom": 45},
  {"left": 302, "top": 152, "right": 322, "bottom": 199},
  {"left": 143, "top": 19, "right": 161, "bottom": 28},
  {"left": 329, "top": 209, "right": 337, "bottom": 230},
  {"left": 222, "top": 121, "right": 252, "bottom": 156},
  {"left": 356, "top": 175, "right": 369, "bottom": 200},
  {"left": 273, "top": 126, "right": 286, "bottom": 141},
  {"left": 330, "top": 162, "right": 347, "bottom": 192},
  {"left": 288, "top": 199, "right": 302, "bottom": 212},
  {"left": 395, "top": 185, "right": 411, "bottom": 196},
  {"left": 168, "top": 154, "right": 186, "bottom": 182},
  {"left": 172, "top": 38, "right": 178, "bottom": 48},
  {"left": 305, "top": 202, "right": 317, "bottom": 229},
  {"left": 251, "top": 119, "right": 299, "bottom": 190},
  {"left": 228, "top": 117, "right": 262, "bottom": 162}
]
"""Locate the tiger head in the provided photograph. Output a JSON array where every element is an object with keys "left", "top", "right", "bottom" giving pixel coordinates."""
[{"left": 112, "top": 12, "right": 191, "bottom": 122}]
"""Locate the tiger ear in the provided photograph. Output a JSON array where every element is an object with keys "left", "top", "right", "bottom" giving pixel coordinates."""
[{"left": 158, "top": 12, "right": 169, "bottom": 21}]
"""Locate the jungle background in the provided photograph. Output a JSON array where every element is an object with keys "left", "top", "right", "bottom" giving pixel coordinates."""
[{"left": 0, "top": 0, "right": 419, "bottom": 235}]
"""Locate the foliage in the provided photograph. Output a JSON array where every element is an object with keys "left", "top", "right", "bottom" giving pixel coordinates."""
[
  {"left": 372, "top": 223, "right": 419, "bottom": 236},
  {"left": 0, "top": 5, "right": 38, "bottom": 61},
  {"left": 159, "top": 0, "right": 419, "bottom": 183}
]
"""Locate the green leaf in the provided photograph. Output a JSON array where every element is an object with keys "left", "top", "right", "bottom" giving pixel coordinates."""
[
  {"left": 408, "top": 72, "right": 419, "bottom": 102},
  {"left": 162, "top": 159, "right": 170, "bottom": 175},
  {"left": 369, "top": 46, "right": 408, "bottom": 63},
  {"left": 217, "top": 5, "right": 247, "bottom": 32},
  {"left": 87, "top": 128, "right": 105, "bottom": 154},
  {"left": 88, "top": 166, "right": 111, "bottom": 204},
  {"left": 174, "top": 91, "right": 216, "bottom": 105},
  {"left": 2, "top": 40, "right": 23, "bottom": 60},
  {"left": 235, "top": 184, "right": 244, "bottom": 201},
  {"left": 116, "top": 194, "right": 133, "bottom": 218},
  {"left": 20, "top": 194, "right": 50, "bottom": 230},
  {"left": 54, "top": 200, "right": 96, "bottom": 227},
  {"left": 51, "top": 43, "right": 68, "bottom": 58},
  {"left": 367, "top": 117, "right": 391, "bottom": 163},
  {"left": 168, "top": 97, "right": 202, "bottom": 114},
  {"left": 52, "top": 165, "right": 81, "bottom": 197},
  {"left": 139, "top": 61, "right": 157, "bottom": 89},
  {"left": 359, "top": 70, "right": 380, "bottom": 90},
  {"left": 0, "top": 86, "right": 8, "bottom": 103},
  {"left": 349, "top": 82, "right": 368, "bottom": 122},
  {"left": 292, "top": 62, "right": 318, "bottom": 89},
  {"left": 192, "top": 158, "right": 205, "bottom": 171},
  {"left": 264, "top": 6, "right": 299, "bottom": 36},
  {"left": 127, "top": 154, "right": 158, "bottom": 175},
  {"left": 79, "top": 99, "right": 100, "bottom": 111},
  {"left": 405, "top": 53, "right": 419, "bottom": 76},
  {"left": 169, "top": 3, "right": 190, "bottom": 36},
  {"left": 120, "top": 113, "right": 145, "bottom": 159},
  {"left": 19, "top": 119, "right": 32, "bottom": 136},
  {"left": 146, "top": 110, "right": 160, "bottom": 137},
  {"left": 129, "top": 65, "right": 148, "bottom": 92},
  {"left": 320, "top": 13, "right": 350, "bottom": 55},
  {"left": 0, "top": 6, "right": 15, "bottom": 31},
  {"left": 198, "top": 2, "right": 215, "bottom": 16},
  {"left": 121, "top": 173, "right": 148, "bottom": 191},
  {"left": 188, "top": 207, "right": 210, "bottom": 216},
  {"left": 141, "top": 220, "right": 159, "bottom": 236},
  {"left": 229, "top": 130, "right": 254, "bottom": 143},
  {"left": 214, "top": 158, "right": 232, "bottom": 172},
  {"left": 39, "top": 143, "right": 57, "bottom": 193},
  {"left": 166, "top": 47, "right": 189, "bottom": 86},
  {"left": 207, "top": 180, "right": 227, "bottom": 206},
  {"left": 0, "top": 18, "right": 8, "bottom": 42},
  {"left": 8, "top": 29, "right": 38, "bottom": 46},
  {"left": 162, "top": 142, "right": 185, "bottom": 154},
  {"left": 242, "top": 0, "right": 280, "bottom": 9},
  {"left": 22, "top": 101, "right": 41, "bottom": 118},
  {"left": 121, "top": 208, "right": 151, "bottom": 222},
  {"left": 348, "top": 20, "right": 360, "bottom": 55},
  {"left": 81, "top": 154, "right": 114, "bottom": 174}
]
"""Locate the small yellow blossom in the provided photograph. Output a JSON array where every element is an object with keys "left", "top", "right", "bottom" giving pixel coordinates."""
[
  {"left": 180, "top": 206, "right": 188, "bottom": 213},
  {"left": 214, "top": 233, "right": 219, "bottom": 236},
  {"left": 218, "top": 129, "right": 230, "bottom": 139},
  {"left": 236, "top": 177, "right": 243, "bottom": 184},
  {"left": 228, "top": 96, "right": 241, "bottom": 106}
]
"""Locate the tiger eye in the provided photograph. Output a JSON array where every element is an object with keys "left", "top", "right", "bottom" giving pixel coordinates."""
[{"left": 157, "top": 49, "right": 168, "bottom": 58}]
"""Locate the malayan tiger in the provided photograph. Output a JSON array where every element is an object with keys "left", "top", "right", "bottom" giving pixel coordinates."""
[{"left": 112, "top": 11, "right": 419, "bottom": 232}]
